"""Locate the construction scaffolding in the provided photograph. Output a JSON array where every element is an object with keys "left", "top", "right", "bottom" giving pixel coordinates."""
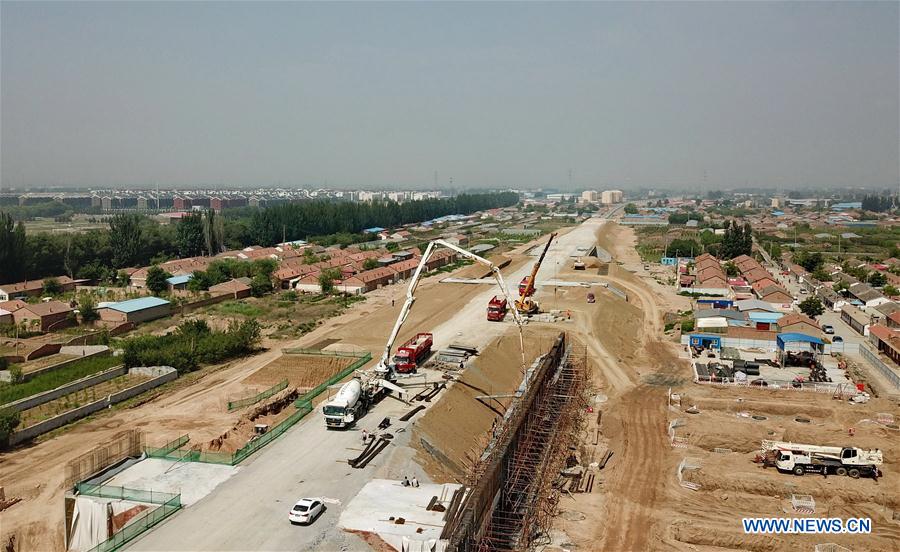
[
  {"left": 65, "top": 429, "right": 144, "bottom": 488},
  {"left": 443, "top": 332, "right": 588, "bottom": 551}
]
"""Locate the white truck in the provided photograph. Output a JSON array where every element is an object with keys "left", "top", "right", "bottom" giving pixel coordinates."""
[{"left": 762, "top": 440, "right": 883, "bottom": 478}]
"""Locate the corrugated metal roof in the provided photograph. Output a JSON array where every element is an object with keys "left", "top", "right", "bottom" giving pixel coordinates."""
[
  {"left": 166, "top": 274, "right": 192, "bottom": 285},
  {"left": 107, "top": 296, "right": 171, "bottom": 313}
]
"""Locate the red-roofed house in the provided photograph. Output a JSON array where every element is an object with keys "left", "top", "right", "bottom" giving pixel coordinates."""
[{"left": 868, "top": 324, "right": 900, "bottom": 366}]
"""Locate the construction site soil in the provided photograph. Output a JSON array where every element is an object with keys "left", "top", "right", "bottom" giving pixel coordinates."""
[
  {"left": 412, "top": 326, "right": 567, "bottom": 482},
  {"left": 240, "top": 353, "right": 354, "bottom": 390},
  {"left": 546, "top": 222, "right": 900, "bottom": 552}
]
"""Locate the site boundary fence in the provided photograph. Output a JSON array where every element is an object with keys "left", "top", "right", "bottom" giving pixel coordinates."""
[
  {"left": 75, "top": 483, "right": 181, "bottom": 507},
  {"left": 693, "top": 373, "right": 852, "bottom": 394},
  {"left": 82, "top": 494, "right": 182, "bottom": 552},
  {"left": 859, "top": 345, "right": 900, "bottom": 390},
  {"left": 143, "top": 352, "right": 372, "bottom": 467},
  {"left": 143, "top": 434, "right": 190, "bottom": 458},
  {"left": 227, "top": 379, "right": 289, "bottom": 411}
]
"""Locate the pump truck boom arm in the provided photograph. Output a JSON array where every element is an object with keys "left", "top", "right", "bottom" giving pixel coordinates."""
[{"left": 377, "top": 239, "right": 526, "bottom": 376}]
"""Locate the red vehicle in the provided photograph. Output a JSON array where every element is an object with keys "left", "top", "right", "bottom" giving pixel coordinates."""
[
  {"left": 392, "top": 332, "right": 433, "bottom": 373},
  {"left": 487, "top": 296, "right": 507, "bottom": 321},
  {"left": 519, "top": 276, "right": 535, "bottom": 297}
]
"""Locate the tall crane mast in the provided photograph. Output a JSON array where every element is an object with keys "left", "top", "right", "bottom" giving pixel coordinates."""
[
  {"left": 515, "top": 232, "right": 556, "bottom": 314},
  {"left": 375, "top": 239, "right": 526, "bottom": 377}
]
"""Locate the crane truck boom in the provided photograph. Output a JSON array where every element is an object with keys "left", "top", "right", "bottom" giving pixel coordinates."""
[
  {"left": 761, "top": 440, "right": 883, "bottom": 478},
  {"left": 515, "top": 233, "right": 556, "bottom": 314}
]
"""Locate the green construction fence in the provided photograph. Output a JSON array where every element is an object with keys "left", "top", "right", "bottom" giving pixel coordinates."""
[{"left": 144, "top": 351, "right": 372, "bottom": 466}]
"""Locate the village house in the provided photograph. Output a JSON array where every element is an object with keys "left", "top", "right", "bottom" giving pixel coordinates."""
[
  {"left": 98, "top": 296, "right": 171, "bottom": 325},
  {"left": 2, "top": 300, "right": 75, "bottom": 332},
  {"left": 209, "top": 278, "right": 253, "bottom": 299},
  {"left": 776, "top": 313, "right": 821, "bottom": 337}
]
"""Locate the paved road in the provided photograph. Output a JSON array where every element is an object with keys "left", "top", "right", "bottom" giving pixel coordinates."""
[{"left": 128, "top": 219, "right": 605, "bottom": 551}]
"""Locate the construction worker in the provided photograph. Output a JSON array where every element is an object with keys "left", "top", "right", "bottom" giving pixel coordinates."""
[
  {"left": 411, "top": 476, "right": 419, "bottom": 488},
  {"left": 361, "top": 429, "right": 369, "bottom": 444}
]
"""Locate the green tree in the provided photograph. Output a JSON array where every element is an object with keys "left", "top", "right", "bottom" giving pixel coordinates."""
[
  {"left": 42, "top": 278, "right": 62, "bottom": 295},
  {"left": 0, "top": 408, "right": 21, "bottom": 448},
  {"left": 624, "top": 203, "right": 639, "bottom": 215},
  {"left": 146, "top": 266, "right": 171, "bottom": 296},
  {"left": 176, "top": 213, "right": 206, "bottom": 257},
  {"left": 884, "top": 284, "right": 899, "bottom": 297},
  {"left": 868, "top": 272, "right": 887, "bottom": 287},
  {"left": 811, "top": 268, "right": 830, "bottom": 282},
  {"left": 318, "top": 268, "right": 341, "bottom": 294},
  {"left": 798, "top": 296, "right": 825, "bottom": 318},
  {"left": 723, "top": 262, "right": 738, "bottom": 276},
  {"left": 250, "top": 273, "right": 272, "bottom": 297},
  {"left": 203, "top": 209, "right": 225, "bottom": 256},
  {"left": 795, "top": 251, "right": 824, "bottom": 273},
  {"left": 109, "top": 214, "right": 144, "bottom": 268},
  {"left": 363, "top": 258, "right": 379, "bottom": 270},
  {"left": 78, "top": 294, "right": 100, "bottom": 323},
  {"left": 0, "top": 212, "right": 27, "bottom": 284},
  {"left": 385, "top": 241, "right": 400, "bottom": 252}
]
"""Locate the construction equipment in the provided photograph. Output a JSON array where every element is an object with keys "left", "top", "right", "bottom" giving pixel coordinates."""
[
  {"left": 393, "top": 332, "right": 433, "bottom": 373},
  {"left": 375, "top": 239, "right": 526, "bottom": 378},
  {"left": 761, "top": 440, "right": 883, "bottom": 478},
  {"left": 486, "top": 296, "right": 508, "bottom": 321},
  {"left": 515, "top": 233, "right": 556, "bottom": 315},
  {"left": 573, "top": 257, "right": 586, "bottom": 270},
  {"left": 327, "top": 240, "right": 527, "bottom": 430}
]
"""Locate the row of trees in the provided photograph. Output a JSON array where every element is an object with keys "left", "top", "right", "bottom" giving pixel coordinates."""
[
  {"left": 244, "top": 192, "right": 519, "bottom": 246},
  {"left": 860, "top": 195, "right": 895, "bottom": 213},
  {"left": 0, "top": 192, "right": 517, "bottom": 284},
  {"left": 122, "top": 319, "right": 261, "bottom": 373}
]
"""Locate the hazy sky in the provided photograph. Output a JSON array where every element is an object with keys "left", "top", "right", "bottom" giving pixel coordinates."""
[{"left": 2, "top": 2, "right": 898, "bottom": 190}]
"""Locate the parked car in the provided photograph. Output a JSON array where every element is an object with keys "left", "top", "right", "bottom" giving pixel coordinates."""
[
  {"left": 289, "top": 498, "right": 324, "bottom": 525},
  {"left": 799, "top": 289, "right": 808, "bottom": 294},
  {"left": 832, "top": 336, "right": 843, "bottom": 343},
  {"left": 750, "top": 378, "right": 769, "bottom": 387},
  {"left": 823, "top": 325, "right": 834, "bottom": 334}
]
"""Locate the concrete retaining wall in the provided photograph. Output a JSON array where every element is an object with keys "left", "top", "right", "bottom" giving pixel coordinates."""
[
  {"left": 2, "top": 365, "right": 127, "bottom": 412},
  {"left": 9, "top": 367, "right": 177, "bottom": 445}
]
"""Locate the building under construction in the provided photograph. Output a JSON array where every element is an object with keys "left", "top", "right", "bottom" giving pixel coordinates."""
[{"left": 441, "top": 332, "right": 588, "bottom": 551}]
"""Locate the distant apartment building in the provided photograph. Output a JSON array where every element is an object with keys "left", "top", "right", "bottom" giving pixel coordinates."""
[
  {"left": 581, "top": 190, "right": 598, "bottom": 202},
  {"left": 359, "top": 191, "right": 384, "bottom": 202},
  {"left": 601, "top": 190, "right": 624, "bottom": 205}
]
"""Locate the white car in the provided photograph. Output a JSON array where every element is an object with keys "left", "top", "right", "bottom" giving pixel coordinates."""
[
  {"left": 289, "top": 498, "right": 324, "bottom": 525},
  {"left": 823, "top": 325, "right": 834, "bottom": 334}
]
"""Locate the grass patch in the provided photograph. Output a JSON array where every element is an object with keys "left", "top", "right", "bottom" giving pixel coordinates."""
[
  {"left": 214, "top": 301, "right": 264, "bottom": 317},
  {"left": 0, "top": 355, "right": 121, "bottom": 405}
]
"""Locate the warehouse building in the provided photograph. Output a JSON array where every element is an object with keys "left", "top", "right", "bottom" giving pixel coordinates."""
[{"left": 98, "top": 297, "right": 172, "bottom": 324}]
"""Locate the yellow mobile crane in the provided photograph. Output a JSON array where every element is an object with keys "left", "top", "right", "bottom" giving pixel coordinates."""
[{"left": 515, "top": 232, "right": 556, "bottom": 314}]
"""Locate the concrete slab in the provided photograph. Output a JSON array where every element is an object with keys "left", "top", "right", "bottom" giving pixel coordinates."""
[
  {"left": 103, "top": 458, "right": 239, "bottom": 506},
  {"left": 338, "top": 478, "right": 461, "bottom": 551}
]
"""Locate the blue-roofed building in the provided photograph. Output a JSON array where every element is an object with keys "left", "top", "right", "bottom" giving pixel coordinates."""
[
  {"left": 830, "top": 202, "right": 862, "bottom": 211},
  {"left": 363, "top": 227, "right": 386, "bottom": 234},
  {"left": 166, "top": 274, "right": 193, "bottom": 290},
  {"left": 98, "top": 296, "right": 171, "bottom": 324}
]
